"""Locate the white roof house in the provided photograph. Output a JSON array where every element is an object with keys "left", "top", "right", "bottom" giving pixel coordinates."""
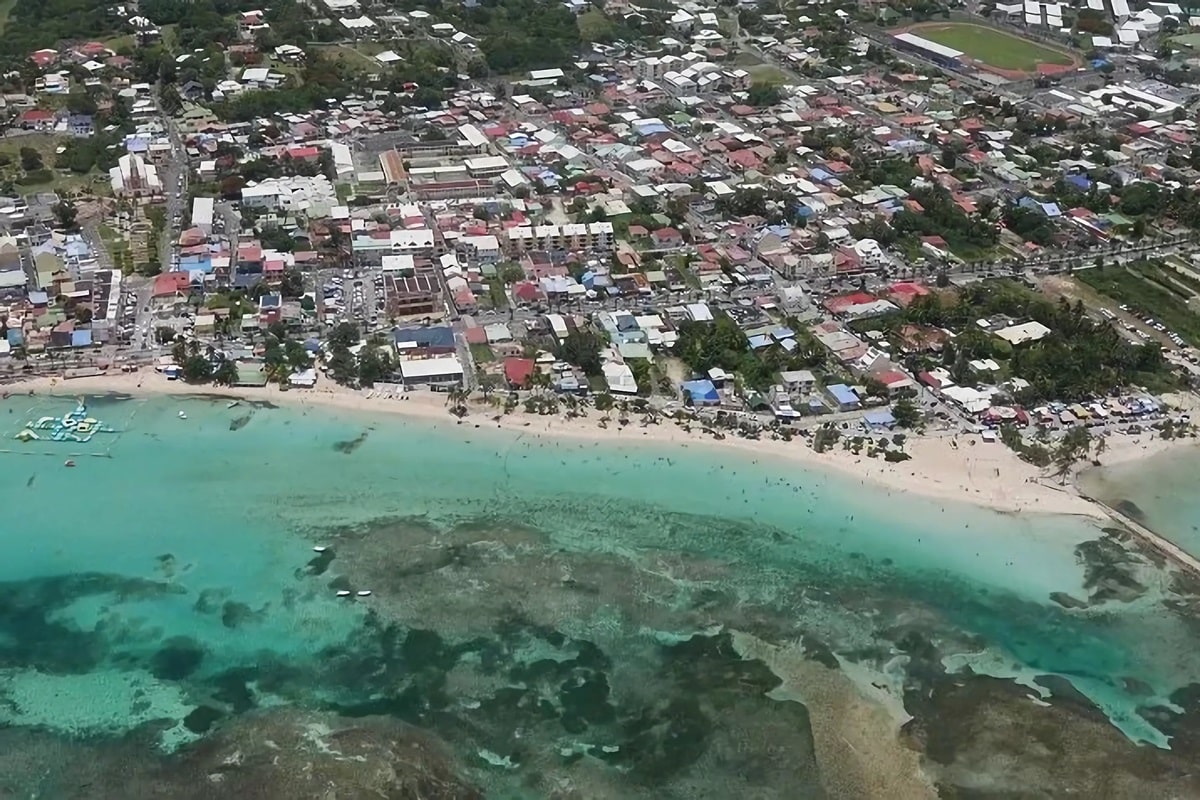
[
  {"left": 994, "top": 321, "right": 1052, "bottom": 345},
  {"left": 603, "top": 361, "right": 639, "bottom": 394}
]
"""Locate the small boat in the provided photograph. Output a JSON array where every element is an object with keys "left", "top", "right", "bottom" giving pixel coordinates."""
[
  {"left": 226, "top": 401, "right": 240, "bottom": 409},
  {"left": 336, "top": 590, "right": 352, "bottom": 597},
  {"left": 312, "top": 546, "right": 328, "bottom": 553},
  {"left": 64, "top": 459, "right": 75, "bottom": 468},
  {"left": 356, "top": 590, "right": 372, "bottom": 597},
  {"left": 178, "top": 411, "right": 187, "bottom": 419}
]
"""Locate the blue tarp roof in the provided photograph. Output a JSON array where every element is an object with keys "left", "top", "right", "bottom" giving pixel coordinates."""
[
  {"left": 681, "top": 379, "right": 719, "bottom": 403},
  {"left": 392, "top": 325, "right": 454, "bottom": 348},
  {"left": 7, "top": 329, "right": 23, "bottom": 345},
  {"left": 70, "top": 330, "right": 92, "bottom": 347}
]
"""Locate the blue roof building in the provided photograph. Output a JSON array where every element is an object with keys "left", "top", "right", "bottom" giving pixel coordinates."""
[
  {"left": 826, "top": 383, "right": 860, "bottom": 411},
  {"left": 1065, "top": 173, "right": 1091, "bottom": 191},
  {"left": 863, "top": 409, "right": 896, "bottom": 429},
  {"left": 392, "top": 325, "right": 454, "bottom": 348},
  {"left": 71, "top": 330, "right": 92, "bottom": 348}
]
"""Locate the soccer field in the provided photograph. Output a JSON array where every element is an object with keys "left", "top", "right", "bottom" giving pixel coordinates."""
[{"left": 914, "top": 23, "right": 1075, "bottom": 72}]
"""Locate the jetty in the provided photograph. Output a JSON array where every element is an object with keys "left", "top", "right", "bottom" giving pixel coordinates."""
[{"left": 1087, "top": 496, "right": 1200, "bottom": 578}]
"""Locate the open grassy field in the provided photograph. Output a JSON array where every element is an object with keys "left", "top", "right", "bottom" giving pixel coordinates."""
[
  {"left": 0, "top": 134, "right": 107, "bottom": 196},
  {"left": 910, "top": 23, "right": 1075, "bottom": 72},
  {"left": 731, "top": 52, "right": 790, "bottom": 85}
]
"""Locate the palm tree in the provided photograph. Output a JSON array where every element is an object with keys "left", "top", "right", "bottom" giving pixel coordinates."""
[
  {"left": 594, "top": 392, "right": 614, "bottom": 420},
  {"left": 213, "top": 359, "right": 239, "bottom": 386},
  {"left": 531, "top": 369, "right": 551, "bottom": 396}
]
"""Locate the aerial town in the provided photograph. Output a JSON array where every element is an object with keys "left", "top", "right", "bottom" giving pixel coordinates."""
[{"left": 1, "top": 0, "right": 1200, "bottom": 465}]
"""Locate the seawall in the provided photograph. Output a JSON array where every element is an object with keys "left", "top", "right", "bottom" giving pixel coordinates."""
[{"left": 1084, "top": 495, "right": 1200, "bottom": 578}]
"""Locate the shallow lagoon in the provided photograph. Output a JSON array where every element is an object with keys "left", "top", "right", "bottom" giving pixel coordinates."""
[{"left": 1, "top": 393, "right": 1198, "bottom": 795}]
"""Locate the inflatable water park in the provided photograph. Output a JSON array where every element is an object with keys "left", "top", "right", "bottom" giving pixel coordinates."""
[{"left": 15, "top": 401, "right": 117, "bottom": 444}]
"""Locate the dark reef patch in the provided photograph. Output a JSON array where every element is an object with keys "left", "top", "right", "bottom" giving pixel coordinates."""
[
  {"left": 150, "top": 637, "right": 205, "bottom": 680},
  {"left": 182, "top": 705, "right": 222, "bottom": 734},
  {"left": 332, "top": 432, "right": 368, "bottom": 454}
]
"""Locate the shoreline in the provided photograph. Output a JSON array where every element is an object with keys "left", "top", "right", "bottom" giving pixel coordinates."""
[{"left": 1, "top": 371, "right": 1151, "bottom": 520}]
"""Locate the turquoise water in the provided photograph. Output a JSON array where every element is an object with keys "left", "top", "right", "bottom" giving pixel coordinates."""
[{"left": 1, "top": 393, "right": 1198, "bottom": 793}]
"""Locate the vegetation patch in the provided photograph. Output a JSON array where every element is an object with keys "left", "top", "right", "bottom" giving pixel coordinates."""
[{"left": 1077, "top": 263, "right": 1200, "bottom": 347}]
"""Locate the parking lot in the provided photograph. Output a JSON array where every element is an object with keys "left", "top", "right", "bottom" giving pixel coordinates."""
[{"left": 319, "top": 266, "right": 387, "bottom": 331}]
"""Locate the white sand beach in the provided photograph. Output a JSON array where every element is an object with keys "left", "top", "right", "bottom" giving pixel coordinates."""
[{"left": 7, "top": 370, "right": 1182, "bottom": 522}]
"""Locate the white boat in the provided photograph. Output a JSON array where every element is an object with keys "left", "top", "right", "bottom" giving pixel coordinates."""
[
  {"left": 356, "top": 590, "right": 372, "bottom": 597},
  {"left": 312, "top": 546, "right": 328, "bottom": 553},
  {"left": 226, "top": 401, "right": 240, "bottom": 409},
  {"left": 177, "top": 410, "right": 187, "bottom": 419},
  {"left": 336, "top": 590, "right": 352, "bottom": 597}
]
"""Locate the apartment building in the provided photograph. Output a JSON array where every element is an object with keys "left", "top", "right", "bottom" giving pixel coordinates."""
[
  {"left": 385, "top": 273, "right": 442, "bottom": 316},
  {"left": 506, "top": 222, "right": 614, "bottom": 254},
  {"left": 353, "top": 228, "right": 439, "bottom": 267}
]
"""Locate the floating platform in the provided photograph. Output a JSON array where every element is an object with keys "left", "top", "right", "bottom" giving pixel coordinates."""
[{"left": 15, "top": 402, "right": 118, "bottom": 444}]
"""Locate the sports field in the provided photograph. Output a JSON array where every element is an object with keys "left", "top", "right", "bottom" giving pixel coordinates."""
[{"left": 910, "top": 22, "right": 1075, "bottom": 72}]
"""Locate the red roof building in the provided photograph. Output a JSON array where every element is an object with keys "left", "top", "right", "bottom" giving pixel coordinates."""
[
  {"left": 153, "top": 271, "right": 191, "bottom": 298},
  {"left": 30, "top": 49, "right": 58, "bottom": 67},
  {"left": 823, "top": 291, "right": 876, "bottom": 314},
  {"left": 650, "top": 227, "right": 683, "bottom": 247},
  {"left": 17, "top": 109, "right": 53, "bottom": 128},
  {"left": 503, "top": 357, "right": 536, "bottom": 388},
  {"left": 887, "top": 281, "right": 931, "bottom": 307}
]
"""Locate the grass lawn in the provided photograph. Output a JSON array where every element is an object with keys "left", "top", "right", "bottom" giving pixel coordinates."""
[
  {"left": 469, "top": 343, "right": 496, "bottom": 363},
  {"left": 746, "top": 63, "right": 789, "bottom": 85},
  {"left": 913, "top": 23, "right": 1074, "bottom": 71},
  {"left": 0, "top": 134, "right": 111, "bottom": 197}
]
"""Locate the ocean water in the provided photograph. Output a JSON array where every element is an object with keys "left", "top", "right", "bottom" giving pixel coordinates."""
[
  {"left": 1, "top": 392, "right": 1199, "bottom": 795},
  {"left": 1080, "top": 444, "right": 1200, "bottom": 556}
]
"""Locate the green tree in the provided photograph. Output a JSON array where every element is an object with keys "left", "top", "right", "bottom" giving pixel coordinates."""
[
  {"left": 327, "top": 345, "right": 357, "bottom": 385},
  {"left": 182, "top": 354, "right": 213, "bottom": 383},
  {"left": 357, "top": 343, "right": 392, "bottom": 387},
  {"left": 52, "top": 201, "right": 78, "bottom": 232},
  {"left": 557, "top": 329, "right": 605, "bottom": 375},
  {"left": 747, "top": 82, "right": 783, "bottom": 107},
  {"left": 19, "top": 146, "right": 42, "bottom": 172},
  {"left": 892, "top": 397, "right": 921, "bottom": 429},
  {"left": 212, "top": 359, "right": 239, "bottom": 386},
  {"left": 1052, "top": 426, "right": 1092, "bottom": 484},
  {"left": 329, "top": 321, "right": 359, "bottom": 349},
  {"left": 593, "top": 392, "right": 615, "bottom": 415}
]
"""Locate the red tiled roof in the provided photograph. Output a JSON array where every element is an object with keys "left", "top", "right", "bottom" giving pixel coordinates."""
[
  {"left": 504, "top": 357, "right": 535, "bottom": 387},
  {"left": 153, "top": 271, "right": 191, "bottom": 298}
]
